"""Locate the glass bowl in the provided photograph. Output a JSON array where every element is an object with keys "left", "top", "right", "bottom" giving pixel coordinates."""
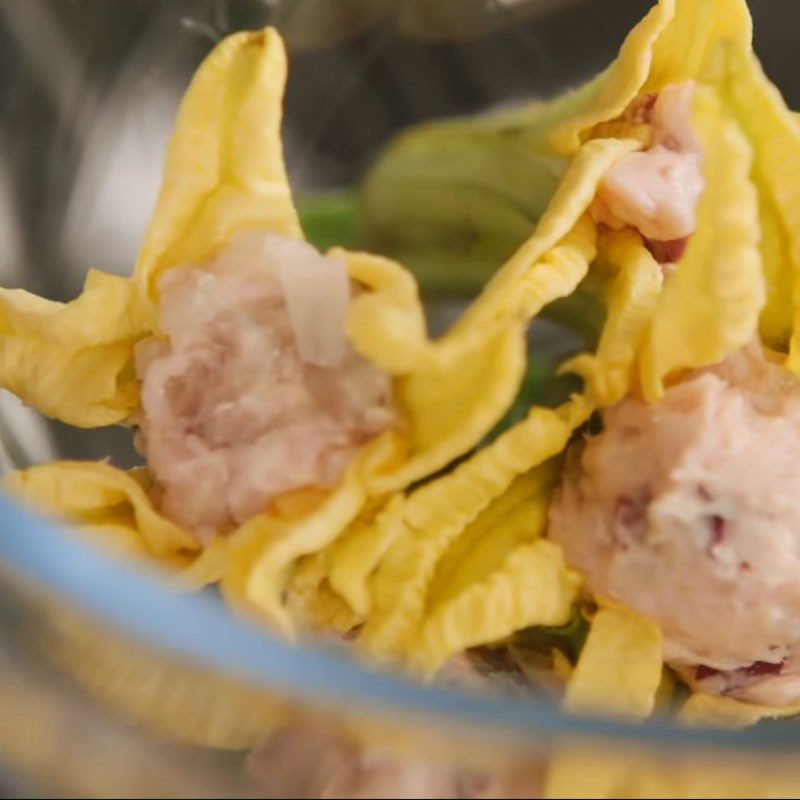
[{"left": 0, "top": 1, "right": 799, "bottom": 795}]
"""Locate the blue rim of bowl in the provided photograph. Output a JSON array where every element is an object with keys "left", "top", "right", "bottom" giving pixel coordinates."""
[{"left": 0, "top": 489, "right": 797, "bottom": 752}]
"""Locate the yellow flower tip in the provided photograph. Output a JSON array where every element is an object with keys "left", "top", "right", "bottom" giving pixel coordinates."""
[
  {"left": 135, "top": 25, "right": 301, "bottom": 314},
  {"left": 0, "top": 270, "right": 148, "bottom": 428}
]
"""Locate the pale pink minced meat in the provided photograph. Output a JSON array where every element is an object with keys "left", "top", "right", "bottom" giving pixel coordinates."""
[
  {"left": 548, "top": 345, "right": 800, "bottom": 705},
  {"left": 591, "top": 82, "right": 704, "bottom": 258},
  {"left": 134, "top": 231, "right": 395, "bottom": 541}
]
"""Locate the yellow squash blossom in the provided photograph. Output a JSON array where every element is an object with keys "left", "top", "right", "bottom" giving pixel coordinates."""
[{"left": 0, "top": 29, "right": 538, "bottom": 633}]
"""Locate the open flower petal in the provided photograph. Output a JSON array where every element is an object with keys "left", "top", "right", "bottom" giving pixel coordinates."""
[
  {"left": 563, "top": 604, "right": 663, "bottom": 720},
  {"left": 135, "top": 29, "right": 301, "bottom": 317},
  {"left": 413, "top": 541, "right": 580, "bottom": 677},
  {"left": 358, "top": 400, "right": 588, "bottom": 661},
  {"left": 639, "top": 88, "right": 763, "bottom": 397},
  {"left": 561, "top": 229, "right": 662, "bottom": 407},
  {"left": 407, "top": 463, "right": 580, "bottom": 674},
  {"left": 5, "top": 461, "right": 197, "bottom": 558},
  {"left": 678, "top": 693, "right": 800, "bottom": 728},
  {"left": 0, "top": 270, "right": 147, "bottom": 427}
]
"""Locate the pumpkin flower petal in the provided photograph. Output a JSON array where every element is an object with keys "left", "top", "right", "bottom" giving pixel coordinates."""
[
  {"left": 407, "top": 463, "right": 580, "bottom": 675},
  {"left": 343, "top": 249, "right": 429, "bottom": 374},
  {"left": 639, "top": 87, "right": 763, "bottom": 398},
  {"left": 135, "top": 28, "right": 301, "bottom": 316},
  {"left": 326, "top": 495, "right": 406, "bottom": 620},
  {"left": 678, "top": 693, "right": 800, "bottom": 728},
  {"left": 549, "top": 0, "right": 674, "bottom": 154},
  {"left": 237, "top": 433, "right": 404, "bottom": 633},
  {"left": 563, "top": 604, "right": 663, "bottom": 720},
  {"left": 425, "top": 461, "right": 561, "bottom": 608},
  {"left": 285, "top": 551, "right": 361, "bottom": 634},
  {"left": 0, "top": 270, "right": 147, "bottom": 427},
  {"left": 4, "top": 461, "right": 197, "bottom": 559},
  {"left": 550, "top": 0, "right": 752, "bottom": 154},
  {"left": 413, "top": 540, "right": 581, "bottom": 678},
  {"left": 561, "top": 229, "right": 662, "bottom": 407},
  {"left": 720, "top": 45, "right": 800, "bottom": 358},
  {"left": 345, "top": 246, "right": 534, "bottom": 494},
  {"left": 358, "top": 399, "right": 588, "bottom": 661},
  {"left": 645, "top": 0, "right": 751, "bottom": 90}
]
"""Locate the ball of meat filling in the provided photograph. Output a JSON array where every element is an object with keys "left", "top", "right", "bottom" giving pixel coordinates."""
[
  {"left": 134, "top": 232, "right": 395, "bottom": 540},
  {"left": 548, "top": 345, "right": 800, "bottom": 705}
]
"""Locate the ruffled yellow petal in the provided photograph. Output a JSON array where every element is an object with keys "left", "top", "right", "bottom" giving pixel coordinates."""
[
  {"left": 344, "top": 248, "right": 535, "bottom": 494},
  {"left": 413, "top": 540, "right": 580, "bottom": 677},
  {"left": 721, "top": 48, "right": 800, "bottom": 359},
  {"left": 678, "top": 692, "right": 800, "bottom": 728},
  {"left": 285, "top": 551, "right": 360, "bottom": 634},
  {"left": 4, "top": 461, "right": 235, "bottom": 588},
  {"left": 639, "top": 87, "right": 763, "bottom": 398},
  {"left": 0, "top": 270, "right": 147, "bottom": 427},
  {"left": 326, "top": 495, "right": 406, "bottom": 619},
  {"left": 424, "top": 462, "right": 560, "bottom": 606},
  {"left": 549, "top": 0, "right": 674, "bottom": 154},
  {"left": 352, "top": 198, "right": 597, "bottom": 500},
  {"left": 645, "top": 0, "right": 750, "bottom": 90},
  {"left": 561, "top": 229, "right": 662, "bottom": 407},
  {"left": 409, "top": 463, "right": 577, "bottom": 673},
  {"left": 453, "top": 139, "right": 634, "bottom": 333},
  {"left": 280, "top": 497, "right": 406, "bottom": 633},
  {"left": 4, "top": 461, "right": 197, "bottom": 558},
  {"left": 377, "top": 321, "right": 528, "bottom": 493},
  {"left": 135, "top": 28, "right": 301, "bottom": 316},
  {"left": 235, "top": 433, "right": 404, "bottom": 633},
  {"left": 550, "top": 0, "right": 752, "bottom": 154},
  {"left": 358, "top": 399, "right": 588, "bottom": 661},
  {"left": 563, "top": 604, "right": 662, "bottom": 720},
  {"left": 175, "top": 536, "right": 233, "bottom": 591}
]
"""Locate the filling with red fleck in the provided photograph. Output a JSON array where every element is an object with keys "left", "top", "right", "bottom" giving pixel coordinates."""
[
  {"left": 591, "top": 82, "right": 704, "bottom": 272},
  {"left": 548, "top": 345, "right": 800, "bottom": 705}
]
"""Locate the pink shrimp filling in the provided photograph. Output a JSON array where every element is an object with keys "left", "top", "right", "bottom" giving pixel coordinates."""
[
  {"left": 591, "top": 82, "right": 704, "bottom": 264},
  {"left": 134, "top": 232, "right": 395, "bottom": 541},
  {"left": 548, "top": 345, "right": 800, "bottom": 704}
]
